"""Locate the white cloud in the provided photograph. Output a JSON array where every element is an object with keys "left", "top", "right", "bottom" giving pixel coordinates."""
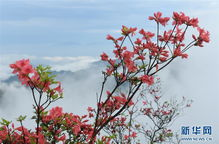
[
  {"left": 0, "top": 54, "right": 98, "bottom": 80},
  {"left": 43, "top": 56, "right": 98, "bottom": 72},
  {"left": 0, "top": 56, "right": 103, "bottom": 127},
  {"left": 42, "top": 56, "right": 96, "bottom": 62}
]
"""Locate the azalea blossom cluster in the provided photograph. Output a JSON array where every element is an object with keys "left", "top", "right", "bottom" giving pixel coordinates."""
[
  {"left": 96, "top": 91, "right": 134, "bottom": 118},
  {"left": 0, "top": 120, "right": 46, "bottom": 144},
  {"left": 99, "top": 79, "right": 192, "bottom": 144},
  {"left": 10, "top": 59, "right": 36, "bottom": 85},
  {"left": 40, "top": 106, "right": 93, "bottom": 143},
  {"left": 8, "top": 59, "right": 64, "bottom": 143},
  {"left": 101, "top": 12, "right": 209, "bottom": 77},
  {"left": 9, "top": 59, "right": 63, "bottom": 97},
  {"left": 0, "top": 107, "right": 93, "bottom": 144},
  {"left": 91, "top": 11, "right": 209, "bottom": 143},
  {"left": 0, "top": 11, "right": 209, "bottom": 144}
]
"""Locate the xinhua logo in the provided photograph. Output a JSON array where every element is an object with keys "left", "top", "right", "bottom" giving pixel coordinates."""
[{"left": 180, "top": 126, "right": 213, "bottom": 142}]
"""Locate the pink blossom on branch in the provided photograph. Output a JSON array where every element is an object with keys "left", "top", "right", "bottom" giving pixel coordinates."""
[
  {"left": 121, "top": 25, "right": 137, "bottom": 36},
  {"left": 140, "top": 75, "right": 154, "bottom": 86},
  {"left": 148, "top": 11, "right": 170, "bottom": 26},
  {"left": 93, "top": 11, "right": 209, "bottom": 143}
]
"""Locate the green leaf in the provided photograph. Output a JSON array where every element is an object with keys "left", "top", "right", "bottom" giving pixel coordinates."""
[
  {"left": 166, "top": 132, "right": 173, "bottom": 137},
  {"left": 51, "top": 94, "right": 58, "bottom": 100},
  {"left": 96, "top": 139, "right": 104, "bottom": 144},
  {"left": 0, "top": 118, "right": 11, "bottom": 126},
  {"left": 17, "top": 115, "right": 27, "bottom": 122}
]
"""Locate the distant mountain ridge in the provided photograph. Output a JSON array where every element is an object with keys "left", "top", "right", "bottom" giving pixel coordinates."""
[{"left": 3, "top": 60, "right": 106, "bottom": 84}]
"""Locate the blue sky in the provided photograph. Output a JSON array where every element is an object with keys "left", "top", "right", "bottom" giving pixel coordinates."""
[{"left": 1, "top": 0, "right": 218, "bottom": 57}]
